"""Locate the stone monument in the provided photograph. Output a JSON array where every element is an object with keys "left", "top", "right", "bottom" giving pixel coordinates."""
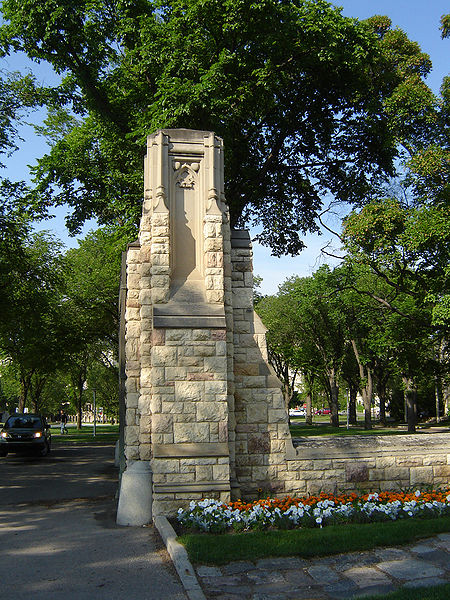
[
  {"left": 117, "top": 129, "right": 293, "bottom": 521},
  {"left": 117, "top": 129, "right": 450, "bottom": 524}
]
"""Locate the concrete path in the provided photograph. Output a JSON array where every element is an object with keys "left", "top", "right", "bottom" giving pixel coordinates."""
[
  {"left": 195, "top": 534, "right": 450, "bottom": 599},
  {"left": 0, "top": 444, "right": 187, "bottom": 600}
]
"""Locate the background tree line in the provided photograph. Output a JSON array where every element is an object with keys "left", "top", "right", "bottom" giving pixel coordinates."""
[{"left": 0, "top": 2, "right": 448, "bottom": 427}]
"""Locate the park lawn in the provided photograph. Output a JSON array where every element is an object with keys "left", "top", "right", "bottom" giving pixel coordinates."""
[
  {"left": 51, "top": 424, "right": 119, "bottom": 445},
  {"left": 178, "top": 515, "right": 450, "bottom": 565},
  {"left": 363, "top": 583, "right": 450, "bottom": 600},
  {"left": 289, "top": 418, "right": 450, "bottom": 437}
]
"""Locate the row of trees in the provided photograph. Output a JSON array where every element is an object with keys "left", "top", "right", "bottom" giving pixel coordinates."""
[
  {"left": 0, "top": 218, "right": 128, "bottom": 425},
  {"left": 257, "top": 198, "right": 450, "bottom": 433}
]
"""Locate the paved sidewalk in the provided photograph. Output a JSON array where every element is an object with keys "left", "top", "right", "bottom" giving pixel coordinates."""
[{"left": 195, "top": 533, "right": 450, "bottom": 599}]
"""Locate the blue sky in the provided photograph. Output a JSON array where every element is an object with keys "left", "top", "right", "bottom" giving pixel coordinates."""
[{"left": 2, "top": 1, "right": 449, "bottom": 294}]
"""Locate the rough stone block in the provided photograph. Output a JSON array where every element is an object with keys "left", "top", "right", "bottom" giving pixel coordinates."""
[
  {"left": 197, "top": 402, "right": 227, "bottom": 422},
  {"left": 173, "top": 423, "right": 210, "bottom": 443},
  {"left": 174, "top": 380, "right": 203, "bottom": 401},
  {"left": 410, "top": 466, "right": 434, "bottom": 485},
  {"left": 152, "top": 346, "right": 177, "bottom": 366},
  {"left": 152, "top": 414, "right": 173, "bottom": 433}
]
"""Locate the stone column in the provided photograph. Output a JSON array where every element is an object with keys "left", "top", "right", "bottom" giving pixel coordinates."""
[{"left": 119, "top": 129, "right": 296, "bottom": 522}]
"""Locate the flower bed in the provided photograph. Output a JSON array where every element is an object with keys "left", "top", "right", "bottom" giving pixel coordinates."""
[{"left": 177, "top": 489, "right": 450, "bottom": 533}]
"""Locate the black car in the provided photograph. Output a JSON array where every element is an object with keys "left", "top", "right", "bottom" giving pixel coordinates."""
[{"left": 0, "top": 414, "right": 51, "bottom": 457}]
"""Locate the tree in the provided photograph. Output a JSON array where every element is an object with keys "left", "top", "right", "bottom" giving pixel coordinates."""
[
  {"left": 0, "top": 1, "right": 437, "bottom": 254},
  {"left": 0, "top": 231, "right": 67, "bottom": 411},
  {"left": 60, "top": 227, "right": 129, "bottom": 426},
  {"left": 342, "top": 198, "right": 448, "bottom": 432}
]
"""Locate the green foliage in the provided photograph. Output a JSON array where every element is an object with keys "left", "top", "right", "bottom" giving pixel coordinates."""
[{"left": 0, "top": 0, "right": 438, "bottom": 254}]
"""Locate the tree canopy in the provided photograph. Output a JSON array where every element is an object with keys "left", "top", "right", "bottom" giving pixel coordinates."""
[{"left": 0, "top": 0, "right": 438, "bottom": 254}]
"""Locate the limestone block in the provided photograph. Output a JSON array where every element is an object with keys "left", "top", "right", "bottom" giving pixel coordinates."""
[
  {"left": 127, "top": 249, "right": 141, "bottom": 264},
  {"left": 165, "top": 329, "right": 192, "bottom": 342},
  {"left": 397, "top": 455, "right": 423, "bottom": 466},
  {"left": 126, "top": 321, "right": 141, "bottom": 339},
  {"left": 173, "top": 423, "right": 210, "bottom": 443},
  {"left": 246, "top": 403, "right": 268, "bottom": 423},
  {"left": 205, "top": 238, "right": 222, "bottom": 252},
  {"left": 151, "top": 287, "right": 170, "bottom": 303},
  {"left": 140, "top": 367, "right": 152, "bottom": 388},
  {"left": 153, "top": 225, "right": 169, "bottom": 236},
  {"left": 152, "top": 345, "right": 177, "bottom": 366},
  {"left": 213, "top": 464, "right": 230, "bottom": 481},
  {"left": 124, "top": 445, "right": 139, "bottom": 460},
  {"left": 307, "top": 480, "right": 338, "bottom": 496},
  {"left": 423, "top": 455, "right": 447, "bottom": 466},
  {"left": 152, "top": 253, "right": 170, "bottom": 266},
  {"left": 386, "top": 467, "right": 410, "bottom": 480},
  {"left": 376, "top": 457, "right": 396, "bottom": 469},
  {"left": 197, "top": 402, "right": 227, "bottom": 422},
  {"left": 248, "top": 432, "right": 270, "bottom": 454},
  {"left": 152, "top": 213, "right": 169, "bottom": 227},
  {"left": 140, "top": 305, "right": 152, "bottom": 319},
  {"left": 139, "top": 444, "right": 152, "bottom": 460},
  {"left": 218, "top": 421, "right": 228, "bottom": 442},
  {"left": 150, "top": 397, "right": 162, "bottom": 413},
  {"left": 125, "top": 378, "right": 138, "bottom": 393},
  {"left": 152, "top": 414, "right": 173, "bottom": 433},
  {"left": 125, "top": 307, "right": 140, "bottom": 322},
  {"left": 433, "top": 465, "right": 450, "bottom": 477},
  {"left": 206, "top": 380, "right": 227, "bottom": 395},
  {"left": 196, "top": 465, "right": 213, "bottom": 481},
  {"left": 188, "top": 372, "right": 214, "bottom": 381},
  {"left": 152, "top": 459, "right": 180, "bottom": 474},
  {"left": 346, "top": 463, "right": 369, "bottom": 482},
  {"left": 125, "top": 426, "right": 140, "bottom": 446},
  {"left": 140, "top": 262, "right": 152, "bottom": 277},
  {"left": 179, "top": 356, "right": 202, "bottom": 368},
  {"left": 207, "top": 290, "right": 224, "bottom": 303},
  {"left": 203, "top": 357, "right": 227, "bottom": 374},
  {"left": 126, "top": 392, "right": 139, "bottom": 409},
  {"left": 140, "top": 276, "right": 151, "bottom": 290},
  {"left": 165, "top": 367, "right": 188, "bottom": 380},
  {"left": 140, "top": 415, "right": 152, "bottom": 433},
  {"left": 151, "top": 275, "right": 170, "bottom": 288},
  {"left": 410, "top": 466, "right": 434, "bottom": 485},
  {"left": 268, "top": 408, "right": 288, "bottom": 424},
  {"left": 126, "top": 409, "right": 137, "bottom": 425},
  {"left": 243, "top": 376, "right": 267, "bottom": 389},
  {"left": 191, "top": 329, "right": 210, "bottom": 341},
  {"left": 216, "top": 341, "right": 227, "bottom": 356},
  {"left": 174, "top": 380, "right": 203, "bottom": 401},
  {"left": 163, "top": 434, "right": 174, "bottom": 443},
  {"left": 139, "top": 289, "right": 153, "bottom": 305}
]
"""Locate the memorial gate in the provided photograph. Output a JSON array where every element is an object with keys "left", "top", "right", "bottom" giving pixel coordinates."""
[{"left": 117, "top": 129, "right": 450, "bottom": 524}]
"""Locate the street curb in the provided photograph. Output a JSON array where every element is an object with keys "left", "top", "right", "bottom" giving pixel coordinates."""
[{"left": 154, "top": 516, "right": 207, "bottom": 600}]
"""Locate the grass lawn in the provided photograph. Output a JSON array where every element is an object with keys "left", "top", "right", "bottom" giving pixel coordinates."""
[
  {"left": 289, "top": 417, "right": 450, "bottom": 437},
  {"left": 178, "top": 515, "right": 450, "bottom": 565},
  {"left": 50, "top": 423, "right": 119, "bottom": 445},
  {"left": 363, "top": 583, "right": 450, "bottom": 600}
]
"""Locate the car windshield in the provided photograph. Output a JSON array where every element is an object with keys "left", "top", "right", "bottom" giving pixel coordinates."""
[{"left": 5, "top": 417, "right": 42, "bottom": 429}]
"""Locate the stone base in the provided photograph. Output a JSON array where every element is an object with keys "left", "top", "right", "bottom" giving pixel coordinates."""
[{"left": 116, "top": 461, "right": 152, "bottom": 526}]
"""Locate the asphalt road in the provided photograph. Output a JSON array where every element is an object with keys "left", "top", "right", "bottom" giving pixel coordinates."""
[{"left": 0, "top": 443, "right": 187, "bottom": 600}]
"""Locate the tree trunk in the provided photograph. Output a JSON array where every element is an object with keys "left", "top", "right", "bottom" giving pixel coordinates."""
[
  {"left": 328, "top": 369, "right": 339, "bottom": 427},
  {"left": 402, "top": 375, "right": 417, "bottom": 434},
  {"left": 351, "top": 340, "right": 372, "bottom": 430},
  {"left": 348, "top": 384, "right": 358, "bottom": 425},
  {"left": 305, "top": 391, "right": 313, "bottom": 426}
]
